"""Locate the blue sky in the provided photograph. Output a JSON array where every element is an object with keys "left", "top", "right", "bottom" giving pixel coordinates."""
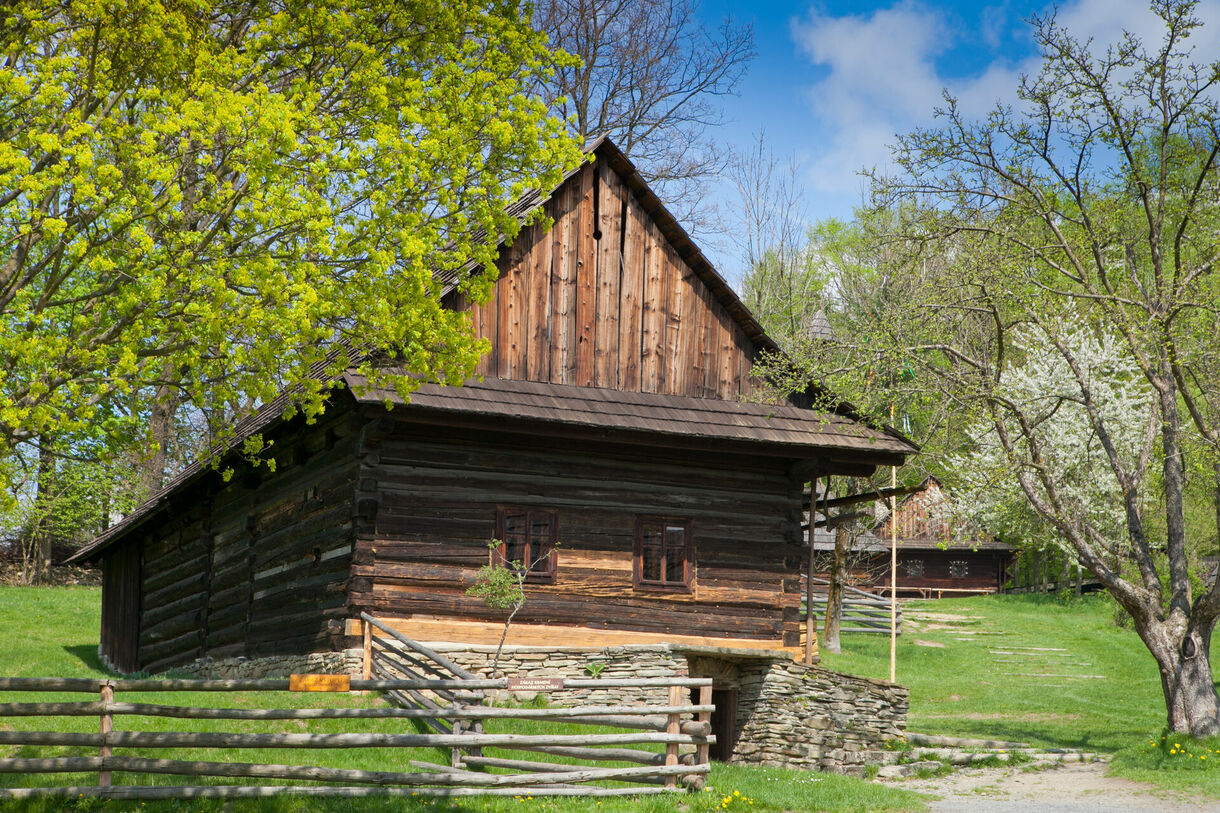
[{"left": 692, "top": 0, "right": 1220, "bottom": 279}]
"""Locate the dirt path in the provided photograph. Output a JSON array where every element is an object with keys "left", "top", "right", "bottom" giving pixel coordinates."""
[{"left": 895, "top": 760, "right": 1212, "bottom": 813}]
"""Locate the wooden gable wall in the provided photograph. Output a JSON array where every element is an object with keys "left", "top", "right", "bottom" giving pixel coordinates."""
[{"left": 455, "top": 161, "right": 758, "bottom": 399}]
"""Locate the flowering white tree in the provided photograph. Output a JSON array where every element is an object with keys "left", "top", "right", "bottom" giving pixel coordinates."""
[{"left": 948, "top": 322, "right": 1157, "bottom": 565}]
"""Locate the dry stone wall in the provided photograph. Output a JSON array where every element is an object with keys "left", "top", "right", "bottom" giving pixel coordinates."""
[{"left": 432, "top": 643, "right": 907, "bottom": 775}]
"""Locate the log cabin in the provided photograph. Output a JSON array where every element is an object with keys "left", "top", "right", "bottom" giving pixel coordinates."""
[{"left": 71, "top": 137, "right": 917, "bottom": 675}]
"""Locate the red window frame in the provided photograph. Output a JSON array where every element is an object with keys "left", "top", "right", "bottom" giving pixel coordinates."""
[
  {"left": 633, "top": 516, "right": 694, "bottom": 592},
  {"left": 495, "top": 506, "right": 557, "bottom": 583}
]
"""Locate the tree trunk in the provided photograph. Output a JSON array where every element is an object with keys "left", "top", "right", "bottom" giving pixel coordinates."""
[
  {"left": 1142, "top": 617, "right": 1220, "bottom": 736},
  {"left": 822, "top": 524, "right": 849, "bottom": 654},
  {"left": 140, "top": 376, "right": 180, "bottom": 497},
  {"left": 31, "top": 439, "right": 54, "bottom": 585}
]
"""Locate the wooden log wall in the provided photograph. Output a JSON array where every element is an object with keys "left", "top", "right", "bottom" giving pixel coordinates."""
[
  {"left": 125, "top": 404, "right": 361, "bottom": 674},
  {"left": 454, "top": 161, "right": 756, "bottom": 400},
  {"left": 349, "top": 418, "right": 806, "bottom": 649},
  {"left": 862, "top": 550, "right": 1011, "bottom": 595}
]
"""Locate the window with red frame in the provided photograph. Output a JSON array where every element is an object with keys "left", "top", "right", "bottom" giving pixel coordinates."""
[
  {"left": 634, "top": 516, "right": 693, "bottom": 591},
  {"left": 495, "top": 507, "right": 557, "bottom": 582}
]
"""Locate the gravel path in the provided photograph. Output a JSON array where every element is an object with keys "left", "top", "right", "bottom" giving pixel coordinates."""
[{"left": 897, "top": 760, "right": 1213, "bottom": 813}]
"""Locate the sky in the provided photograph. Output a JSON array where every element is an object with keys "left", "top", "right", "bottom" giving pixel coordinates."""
[{"left": 692, "top": 0, "right": 1220, "bottom": 280}]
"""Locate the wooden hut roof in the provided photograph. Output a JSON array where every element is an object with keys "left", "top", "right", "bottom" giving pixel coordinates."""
[{"left": 343, "top": 372, "right": 915, "bottom": 459}]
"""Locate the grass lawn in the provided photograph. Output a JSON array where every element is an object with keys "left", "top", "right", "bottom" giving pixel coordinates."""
[
  {"left": 0, "top": 586, "right": 926, "bottom": 813},
  {"left": 819, "top": 592, "right": 1220, "bottom": 797}
]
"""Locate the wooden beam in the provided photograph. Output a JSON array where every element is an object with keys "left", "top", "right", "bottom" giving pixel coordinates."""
[{"left": 807, "top": 484, "right": 923, "bottom": 511}]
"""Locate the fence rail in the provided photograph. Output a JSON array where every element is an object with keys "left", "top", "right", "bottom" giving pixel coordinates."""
[{"left": 0, "top": 659, "right": 713, "bottom": 800}]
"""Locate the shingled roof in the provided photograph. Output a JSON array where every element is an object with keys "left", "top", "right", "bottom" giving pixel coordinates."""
[{"left": 344, "top": 373, "right": 916, "bottom": 459}]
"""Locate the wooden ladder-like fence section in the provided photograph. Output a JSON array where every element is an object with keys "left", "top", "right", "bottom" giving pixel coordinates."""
[
  {"left": 0, "top": 671, "right": 713, "bottom": 801},
  {"left": 805, "top": 577, "right": 903, "bottom": 635},
  {"left": 359, "top": 612, "right": 714, "bottom": 792}
]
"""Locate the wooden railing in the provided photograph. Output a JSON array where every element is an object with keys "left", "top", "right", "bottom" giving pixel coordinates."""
[
  {"left": 805, "top": 576, "right": 902, "bottom": 635},
  {"left": 0, "top": 671, "right": 713, "bottom": 801},
  {"left": 359, "top": 613, "right": 713, "bottom": 789}
]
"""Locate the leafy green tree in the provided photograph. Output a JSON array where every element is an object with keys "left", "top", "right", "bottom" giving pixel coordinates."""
[
  {"left": 854, "top": 0, "right": 1220, "bottom": 735},
  {"left": 0, "top": 0, "right": 585, "bottom": 496}
]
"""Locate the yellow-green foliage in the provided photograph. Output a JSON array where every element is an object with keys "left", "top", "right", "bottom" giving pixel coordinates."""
[{"left": 0, "top": 0, "right": 584, "bottom": 486}]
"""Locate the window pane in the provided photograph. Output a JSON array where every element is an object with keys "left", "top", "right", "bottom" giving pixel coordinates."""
[
  {"left": 640, "top": 525, "right": 663, "bottom": 582},
  {"left": 664, "top": 524, "right": 687, "bottom": 583},
  {"left": 504, "top": 513, "right": 526, "bottom": 567},
  {"left": 529, "top": 514, "right": 553, "bottom": 572}
]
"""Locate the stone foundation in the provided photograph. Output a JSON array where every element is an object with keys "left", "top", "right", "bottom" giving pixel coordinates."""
[
  {"left": 152, "top": 643, "right": 906, "bottom": 775},
  {"left": 169, "top": 649, "right": 364, "bottom": 680},
  {"left": 431, "top": 642, "right": 907, "bottom": 775}
]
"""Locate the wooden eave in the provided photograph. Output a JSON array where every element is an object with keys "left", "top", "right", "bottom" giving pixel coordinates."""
[{"left": 344, "top": 373, "right": 914, "bottom": 467}]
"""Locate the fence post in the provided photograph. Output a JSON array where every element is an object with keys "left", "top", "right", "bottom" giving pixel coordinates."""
[
  {"left": 664, "top": 685, "right": 681, "bottom": 789},
  {"left": 99, "top": 681, "right": 114, "bottom": 787},
  {"left": 362, "top": 620, "right": 372, "bottom": 681},
  {"left": 697, "top": 684, "right": 712, "bottom": 766}
]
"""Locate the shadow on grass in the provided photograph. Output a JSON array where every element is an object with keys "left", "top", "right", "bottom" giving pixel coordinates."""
[{"left": 61, "top": 644, "right": 109, "bottom": 675}]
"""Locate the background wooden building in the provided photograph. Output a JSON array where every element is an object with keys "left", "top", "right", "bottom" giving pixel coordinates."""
[
  {"left": 861, "top": 478, "right": 1014, "bottom": 597},
  {"left": 74, "top": 138, "right": 916, "bottom": 674}
]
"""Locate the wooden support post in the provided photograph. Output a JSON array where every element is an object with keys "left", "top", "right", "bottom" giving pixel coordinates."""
[
  {"left": 664, "top": 685, "right": 681, "bottom": 789},
  {"left": 362, "top": 620, "right": 372, "bottom": 682},
  {"left": 450, "top": 718, "right": 465, "bottom": 768},
  {"left": 806, "top": 471, "right": 819, "bottom": 665},
  {"left": 696, "top": 684, "right": 711, "bottom": 767},
  {"left": 889, "top": 463, "right": 898, "bottom": 683},
  {"left": 98, "top": 683, "right": 113, "bottom": 788}
]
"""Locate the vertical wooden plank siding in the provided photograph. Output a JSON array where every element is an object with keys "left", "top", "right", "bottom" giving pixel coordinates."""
[
  {"left": 575, "top": 164, "right": 597, "bottom": 387},
  {"left": 617, "top": 190, "right": 643, "bottom": 391},
  {"left": 594, "top": 162, "right": 623, "bottom": 388},
  {"left": 716, "top": 305, "right": 737, "bottom": 400},
  {"left": 528, "top": 221, "right": 552, "bottom": 382},
  {"left": 100, "top": 539, "right": 142, "bottom": 674},
  {"left": 454, "top": 157, "right": 763, "bottom": 400},
  {"left": 639, "top": 218, "right": 667, "bottom": 393},
  {"left": 668, "top": 252, "right": 700, "bottom": 396},
  {"left": 552, "top": 177, "right": 577, "bottom": 385}
]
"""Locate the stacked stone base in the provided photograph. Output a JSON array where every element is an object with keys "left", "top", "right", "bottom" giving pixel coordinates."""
[{"left": 169, "top": 650, "right": 364, "bottom": 680}]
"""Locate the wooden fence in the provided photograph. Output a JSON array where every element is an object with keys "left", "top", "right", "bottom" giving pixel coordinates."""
[
  {"left": 0, "top": 670, "right": 713, "bottom": 801},
  {"left": 805, "top": 576, "right": 902, "bottom": 635}
]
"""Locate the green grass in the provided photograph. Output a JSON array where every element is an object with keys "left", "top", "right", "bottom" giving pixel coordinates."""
[
  {"left": 0, "top": 586, "right": 926, "bottom": 812},
  {"left": 819, "top": 592, "right": 1220, "bottom": 797}
]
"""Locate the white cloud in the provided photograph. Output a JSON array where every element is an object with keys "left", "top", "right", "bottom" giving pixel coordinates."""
[{"left": 789, "top": 0, "right": 1220, "bottom": 205}]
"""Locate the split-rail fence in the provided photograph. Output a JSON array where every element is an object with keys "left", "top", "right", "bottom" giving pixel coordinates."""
[{"left": 0, "top": 631, "right": 713, "bottom": 801}]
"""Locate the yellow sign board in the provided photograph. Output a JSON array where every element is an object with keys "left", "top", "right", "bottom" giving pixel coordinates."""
[{"left": 289, "top": 674, "right": 351, "bottom": 692}]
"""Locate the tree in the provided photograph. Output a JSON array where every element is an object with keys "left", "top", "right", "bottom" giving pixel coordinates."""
[
  {"left": 534, "top": 0, "right": 753, "bottom": 231},
  {"left": 466, "top": 540, "right": 556, "bottom": 681},
  {"left": 0, "top": 0, "right": 585, "bottom": 497},
  {"left": 732, "top": 134, "right": 825, "bottom": 349},
  {"left": 859, "top": 0, "right": 1220, "bottom": 735}
]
